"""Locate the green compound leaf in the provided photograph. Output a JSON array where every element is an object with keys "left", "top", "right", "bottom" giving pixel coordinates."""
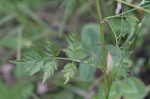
[
  {"left": 14, "top": 50, "right": 44, "bottom": 76},
  {"left": 14, "top": 49, "right": 58, "bottom": 84}
]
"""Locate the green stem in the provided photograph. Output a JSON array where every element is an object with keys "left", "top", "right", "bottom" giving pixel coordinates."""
[
  {"left": 96, "top": 0, "right": 105, "bottom": 43},
  {"left": 96, "top": 0, "right": 103, "bottom": 21},
  {"left": 51, "top": 56, "right": 97, "bottom": 67},
  {"left": 96, "top": 1, "right": 111, "bottom": 99},
  {"left": 96, "top": 0, "right": 107, "bottom": 68}
]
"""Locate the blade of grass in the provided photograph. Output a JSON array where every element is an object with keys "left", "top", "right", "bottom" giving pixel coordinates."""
[
  {"left": 0, "top": 14, "right": 16, "bottom": 26},
  {"left": 116, "top": 0, "right": 150, "bottom": 13},
  {"left": 17, "top": 4, "right": 53, "bottom": 31},
  {"left": 105, "top": 4, "right": 150, "bottom": 20},
  {"left": 17, "top": 26, "right": 24, "bottom": 60}
]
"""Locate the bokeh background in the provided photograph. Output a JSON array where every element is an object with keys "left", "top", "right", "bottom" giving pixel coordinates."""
[{"left": 0, "top": 0, "right": 150, "bottom": 99}]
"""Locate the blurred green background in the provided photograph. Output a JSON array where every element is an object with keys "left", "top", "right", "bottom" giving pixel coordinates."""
[{"left": 0, "top": 0, "right": 150, "bottom": 99}]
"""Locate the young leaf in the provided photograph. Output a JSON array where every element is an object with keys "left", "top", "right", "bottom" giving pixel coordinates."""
[
  {"left": 42, "top": 59, "right": 58, "bottom": 83},
  {"left": 63, "top": 63, "right": 77, "bottom": 84},
  {"left": 106, "top": 52, "right": 113, "bottom": 74}
]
